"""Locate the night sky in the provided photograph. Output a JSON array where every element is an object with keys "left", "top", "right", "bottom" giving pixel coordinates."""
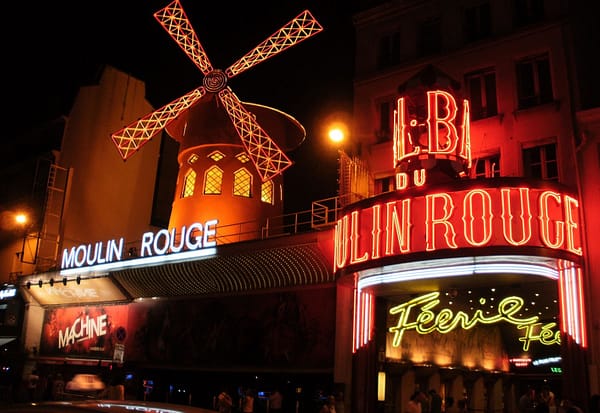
[{"left": 5, "top": 0, "right": 358, "bottom": 212}]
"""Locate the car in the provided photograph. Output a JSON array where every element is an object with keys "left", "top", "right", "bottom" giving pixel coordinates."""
[
  {"left": 0, "top": 399, "right": 216, "bottom": 413},
  {"left": 66, "top": 374, "right": 106, "bottom": 392}
]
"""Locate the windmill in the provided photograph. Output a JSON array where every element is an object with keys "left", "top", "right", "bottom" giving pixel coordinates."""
[{"left": 111, "top": 0, "right": 323, "bottom": 183}]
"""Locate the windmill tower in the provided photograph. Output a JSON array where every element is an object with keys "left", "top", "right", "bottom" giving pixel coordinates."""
[{"left": 111, "top": 0, "right": 322, "bottom": 242}]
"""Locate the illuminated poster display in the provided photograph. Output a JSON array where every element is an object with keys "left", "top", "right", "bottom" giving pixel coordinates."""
[
  {"left": 40, "top": 304, "right": 129, "bottom": 358},
  {"left": 125, "top": 288, "right": 335, "bottom": 368},
  {"left": 39, "top": 288, "right": 335, "bottom": 368}
]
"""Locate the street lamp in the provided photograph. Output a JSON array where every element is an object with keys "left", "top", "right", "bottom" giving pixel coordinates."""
[
  {"left": 328, "top": 127, "right": 345, "bottom": 144},
  {"left": 326, "top": 122, "right": 370, "bottom": 207},
  {"left": 15, "top": 213, "right": 28, "bottom": 226}
]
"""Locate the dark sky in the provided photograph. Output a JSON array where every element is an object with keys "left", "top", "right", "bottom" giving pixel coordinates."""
[{"left": 5, "top": 0, "right": 358, "bottom": 212}]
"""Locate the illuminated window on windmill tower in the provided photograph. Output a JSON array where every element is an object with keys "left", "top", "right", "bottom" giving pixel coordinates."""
[
  {"left": 261, "top": 180, "right": 274, "bottom": 204},
  {"left": 182, "top": 169, "right": 196, "bottom": 198},
  {"left": 233, "top": 168, "right": 252, "bottom": 197},
  {"left": 204, "top": 166, "right": 223, "bottom": 195}
]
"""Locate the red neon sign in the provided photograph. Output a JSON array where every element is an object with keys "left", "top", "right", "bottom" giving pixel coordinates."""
[{"left": 334, "top": 183, "right": 582, "bottom": 271}]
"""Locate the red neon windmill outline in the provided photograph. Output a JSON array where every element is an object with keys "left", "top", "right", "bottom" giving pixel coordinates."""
[{"left": 111, "top": 0, "right": 323, "bottom": 182}]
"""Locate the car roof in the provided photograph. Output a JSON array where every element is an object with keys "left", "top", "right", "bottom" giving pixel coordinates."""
[{"left": 1, "top": 400, "right": 216, "bottom": 413}]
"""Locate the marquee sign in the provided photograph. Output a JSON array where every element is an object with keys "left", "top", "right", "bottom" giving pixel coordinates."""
[
  {"left": 334, "top": 182, "right": 581, "bottom": 271},
  {"left": 394, "top": 90, "right": 471, "bottom": 174},
  {"left": 24, "top": 277, "right": 128, "bottom": 306},
  {"left": 61, "top": 220, "right": 218, "bottom": 270}
]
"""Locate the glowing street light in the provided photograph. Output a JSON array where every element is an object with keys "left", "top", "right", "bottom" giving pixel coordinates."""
[
  {"left": 328, "top": 127, "right": 345, "bottom": 144},
  {"left": 15, "top": 213, "right": 28, "bottom": 226}
]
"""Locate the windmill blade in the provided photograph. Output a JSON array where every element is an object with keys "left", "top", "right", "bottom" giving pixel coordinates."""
[
  {"left": 225, "top": 10, "right": 323, "bottom": 78},
  {"left": 218, "top": 88, "right": 293, "bottom": 182},
  {"left": 154, "top": 0, "right": 213, "bottom": 75},
  {"left": 112, "top": 87, "right": 206, "bottom": 160}
]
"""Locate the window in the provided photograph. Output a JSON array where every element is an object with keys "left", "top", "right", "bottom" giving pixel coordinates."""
[
  {"left": 261, "top": 180, "right": 274, "bottom": 204},
  {"left": 471, "top": 154, "right": 500, "bottom": 178},
  {"left": 204, "top": 166, "right": 223, "bottom": 194},
  {"left": 233, "top": 168, "right": 252, "bottom": 197},
  {"left": 465, "top": 68, "right": 497, "bottom": 120},
  {"left": 376, "top": 98, "right": 395, "bottom": 142},
  {"left": 207, "top": 151, "right": 225, "bottom": 162},
  {"left": 236, "top": 152, "right": 250, "bottom": 164},
  {"left": 523, "top": 143, "right": 558, "bottom": 181},
  {"left": 375, "top": 176, "right": 394, "bottom": 194},
  {"left": 464, "top": 2, "right": 491, "bottom": 43},
  {"left": 417, "top": 18, "right": 441, "bottom": 57},
  {"left": 516, "top": 53, "right": 553, "bottom": 109},
  {"left": 181, "top": 169, "right": 196, "bottom": 198},
  {"left": 377, "top": 31, "right": 401, "bottom": 69},
  {"left": 514, "top": 0, "right": 544, "bottom": 27},
  {"left": 187, "top": 153, "right": 199, "bottom": 164}
]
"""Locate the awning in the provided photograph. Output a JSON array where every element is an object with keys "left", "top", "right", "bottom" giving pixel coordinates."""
[{"left": 0, "top": 337, "right": 16, "bottom": 346}]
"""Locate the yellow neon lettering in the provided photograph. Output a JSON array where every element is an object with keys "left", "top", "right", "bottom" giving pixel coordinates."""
[
  {"left": 539, "top": 191, "right": 564, "bottom": 249},
  {"left": 385, "top": 200, "right": 411, "bottom": 255},
  {"left": 460, "top": 99, "right": 472, "bottom": 168},
  {"left": 350, "top": 210, "right": 368, "bottom": 264},
  {"left": 394, "top": 97, "right": 419, "bottom": 165},
  {"left": 427, "top": 90, "right": 459, "bottom": 154},
  {"left": 371, "top": 204, "right": 382, "bottom": 260},
  {"left": 518, "top": 322, "right": 561, "bottom": 351},
  {"left": 564, "top": 195, "right": 582, "bottom": 255},
  {"left": 501, "top": 187, "right": 532, "bottom": 245},
  {"left": 414, "top": 169, "right": 426, "bottom": 186},
  {"left": 462, "top": 189, "right": 493, "bottom": 246},
  {"left": 334, "top": 216, "right": 349, "bottom": 271},
  {"left": 389, "top": 292, "right": 542, "bottom": 348},
  {"left": 426, "top": 193, "right": 457, "bottom": 251},
  {"left": 396, "top": 172, "right": 408, "bottom": 190}
]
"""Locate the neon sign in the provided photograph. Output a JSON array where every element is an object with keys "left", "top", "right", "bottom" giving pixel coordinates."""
[
  {"left": 0, "top": 288, "right": 16, "bottom": 300},
  {"left": 394, "top": 90, "right": 471, "bottom": 170},
  {"left": 388, "top": 292, "right": 560, "bottom": 351},
  {"left": 61, "top": 219, "right": 218, "bottom": 270},
  {"left": 334, "top": 184, "right": 581, "bottom": 271}
]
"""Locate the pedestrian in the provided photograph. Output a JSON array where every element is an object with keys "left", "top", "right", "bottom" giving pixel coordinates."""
[
  {"left": 320, "top": 395, "right": 336, "bottom": 413},
  {"left": 519, "top": 387, "right": 536, "bottom": 413},
  {"left": 242, "top": 388, "right": 255, "bottom": 413},
  {"left": 269, "top": 388, "right": 283, "bottom": 413},
  {"left": 335, "top": 392, "right": 344, "bottom": 413},
  {"left": 216, "top": 389, "right": 234, "bottom": 413},
  {"left": 51, "top": 373, "right": 65, "bottom": 400},
  {"left": 27, "top": 369, "right": 39, "bottom": 401},
  {"left": 429, "top": 389, "right": 442, "bottom": 413},
  {"left": 445, "top": 396, "right": 456, "bottom": 413},
  {"left": 559, "top": 398, "right": 584, "bottom": 413},
  {"left": 407, "top": 391, "right": 427, "bottom": 413}
]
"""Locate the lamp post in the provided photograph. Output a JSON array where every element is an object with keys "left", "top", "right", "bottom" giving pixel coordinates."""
[{"left": 326, "top": 123, "right": 370, "bottom": 207}]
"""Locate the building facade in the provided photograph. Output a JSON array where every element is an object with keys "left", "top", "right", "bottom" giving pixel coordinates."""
[
  {"left": 348, "top": 0, "right": 599, "bottom": 412},
  {"left": 1, "top": 1, "right": 599, "bottom": 413}
]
